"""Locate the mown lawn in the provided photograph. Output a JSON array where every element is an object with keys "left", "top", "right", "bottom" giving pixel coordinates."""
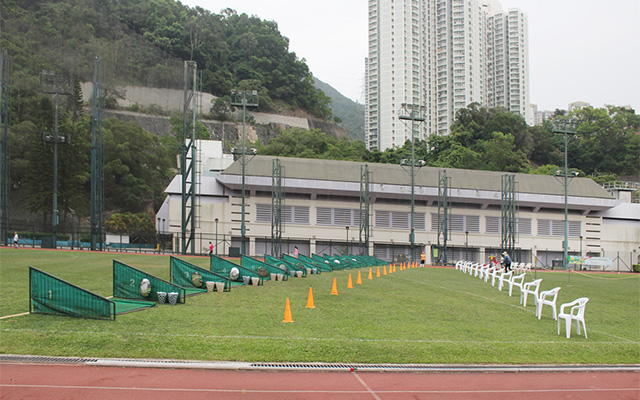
[{"left": 1, "top": 248, "right": 638, "bottom": 364}]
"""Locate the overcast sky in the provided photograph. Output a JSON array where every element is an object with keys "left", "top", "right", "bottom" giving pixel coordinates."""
[{"left": 181, "top": 0, "right": 640, "bottom": 112}]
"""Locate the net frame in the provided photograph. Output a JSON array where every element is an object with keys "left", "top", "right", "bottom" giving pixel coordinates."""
[
  {"left": 210, "top": 255, "right": 264, "bottom": 285},
  {"left": 282, "top": 253, "right": 321, "bottom": 275},
  {"left": 113, "top": 260, "right": 186, "bottom": 304},
  {"left": 170, "top": 256, "right": 233, "bottom": 291},
  {"left": 264, "top": 254, "right": 306, "bottom": 277},
  {"left": 298, "top": 253, "right": 333, "bottom": 272},
  {"left": 30, "top": 266, "right": 114, "bottom": 320},
  {"left": 241, "top": 255, "right": 289, "bottom": 281}
]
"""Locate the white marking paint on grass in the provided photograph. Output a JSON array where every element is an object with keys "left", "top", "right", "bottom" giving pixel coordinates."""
[{"left": 1, "top": 328, "right": 635, "bottom": 345}]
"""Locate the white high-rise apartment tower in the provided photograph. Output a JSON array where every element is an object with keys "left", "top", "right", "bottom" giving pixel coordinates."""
[{"left": 365, "top": 0, "right": 530, "bottom": 151}]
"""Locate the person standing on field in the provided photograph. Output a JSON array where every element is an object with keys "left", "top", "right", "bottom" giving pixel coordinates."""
[
  {"left": 502, "top": 251, "right": 512, "bottom": 271},
  {"left": 13, "top": 232, "right": 19, "bottom": 249}
]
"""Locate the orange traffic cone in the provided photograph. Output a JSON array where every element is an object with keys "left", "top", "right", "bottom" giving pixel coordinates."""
[
  {"left": 356, "top": 270, "right": 362, "bottom": 284},
  {"left": 306, "top": 287, "right": 315, "bottom": 309},
  {"left": 383, "top": 265, "right": 387, "bottom": 275},
  {"left": 347, "top": 273, "right": 353, "bottom": 288},
  {"left": 283, "top": 298, "right": 293, "bottom": 323},
  {"left": 376, "top": 266, "right": 381, "bottom": 277},
  {"left": 331, "top": 277, "right": 339, "bottom": 295}
]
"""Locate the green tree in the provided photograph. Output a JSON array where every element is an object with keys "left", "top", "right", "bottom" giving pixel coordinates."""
[{"left": 102, "top": 118, "right": 174, "bottom": 212}]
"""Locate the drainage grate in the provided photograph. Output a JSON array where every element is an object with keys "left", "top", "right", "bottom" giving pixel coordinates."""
[
  {"left": 0, "top": 354, "right": 98, "bottom": 364},
  {"left": 250, "top": 363, "right": 640, "bottom": 372},
  {"left": 250, "top": 363, "right": 484, "bottom": 371}
]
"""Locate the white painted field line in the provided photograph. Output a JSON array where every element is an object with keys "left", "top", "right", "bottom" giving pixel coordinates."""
[{"left": 1, "top": 328, "right": 635, "bottom": 345}]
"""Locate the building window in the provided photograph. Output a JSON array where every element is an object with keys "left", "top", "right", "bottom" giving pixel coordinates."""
[
  {"left": 256, "top": 204, "right": 310, "bottom": 225},
  {"left": 538, "top": 219, "right": 580, "bottom": 238},
  {"left": 376, "top": 210, "right": 425, "bottom": 230},
  {"left": 317, "top": 207, "right": 360, "bottom": 227}
]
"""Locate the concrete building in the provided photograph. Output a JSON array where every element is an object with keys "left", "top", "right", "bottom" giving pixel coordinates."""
[
  {"left": 159, "top": 145, "right": 639, "bottom": 269},
  {"left": 365, "top": 0, "right": 531, "bottom": 151}
]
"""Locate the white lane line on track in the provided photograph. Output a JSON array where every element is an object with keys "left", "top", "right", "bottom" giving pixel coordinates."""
[
  {"left": 1, "top": 384, "right": 639, "bottom": 395},
  {"left": 353, "top": 372, "right": 382, "bottom": 400}
]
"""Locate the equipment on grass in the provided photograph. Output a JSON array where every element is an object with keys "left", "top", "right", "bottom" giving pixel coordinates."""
[
  {"left": 230, "top": 267, "right": 240, "bottom": 280},
  {"left": 29, "top": 266, "right": 154, "bottom": 320},
  {"left": 256, "top": 266, "right": 269, "bottom": 277},
  {"left": 210, "top": 255, "right": 264, "bottom": 286},
  {"left": 113, "top": 260, "right": 187, "bottom": 304},
  {"left": 191, "top": 272, "right": 203, "bottom": 288},
  {"left": 170, "top": 256, "right": 234, "bottom": 291},
  {"left": 241, "top": 255, "right": 289, "bottom": 281},
  {"left": 140, "top": 278, "right": 151, "bottom": 297}
]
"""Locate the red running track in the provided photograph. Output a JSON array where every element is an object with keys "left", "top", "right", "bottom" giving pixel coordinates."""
[{"left": 1, "top": 363, "right": 639, "bottom": 400}]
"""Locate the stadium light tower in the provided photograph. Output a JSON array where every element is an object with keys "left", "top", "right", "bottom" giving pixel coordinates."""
[
  {"left": 230, "top": 90, "right": 258, "bottom": 255},
  {"left": 398, "top": 103, "right": 426, "bottom": 263},
  {"left": 552, "top": 117, "right": 579, "bottom": 270},
  {"left": 41, "top": 70, "right": 72, "bottom": 249}
]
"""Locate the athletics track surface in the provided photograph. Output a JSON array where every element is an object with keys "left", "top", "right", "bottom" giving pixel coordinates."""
[{"left": 1, "top": 361, "right": 638, "bottom": 400}]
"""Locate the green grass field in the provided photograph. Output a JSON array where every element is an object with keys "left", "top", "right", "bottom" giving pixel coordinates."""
[{"left": 1, "top": 248, "right": 639, "bottom": 365}]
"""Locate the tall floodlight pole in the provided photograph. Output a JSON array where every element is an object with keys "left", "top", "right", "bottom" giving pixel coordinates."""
[
  {"left": 359, "top": 165, "right": 371, "bottom": 256},
  {"left": 181, "top": 61, "right": 198, "bottom": 255},
  {"left": 230, "top": 90, "right": 258, "bottom": 255},
  {"left": 398, "top": 103, "right": 426, "bottom": 263},
  {"left": 552, "top": 117, "right": 578, "bottom": 270},
  {"left": 41, "top": 70, "right": 72, "bottom": 249},
  {"left": 90, "top": 56, "right": 103, "bottom": 251},
  {"left": 0, "top": 48, "right": 9, "bottom": 246}
]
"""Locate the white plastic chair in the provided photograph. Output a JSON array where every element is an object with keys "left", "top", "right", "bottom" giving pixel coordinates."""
[
  {"left": 521, "top": 263, "right": 532, "bottom": 273},
  {"left": 536, "top": 287, "right": 561, "bottom": 320},
  {"left": 510, "top": 262, "right": 520, "bottom": 272},
  {"left": 478, "top": 264, "right": 490, "bottom": 280},
  {"left": 508, "top": 273, "right": 527, "bottom": 297},
  {"left": 455, "top": 260, "right": 464, "bottom": 271},
  {"left": 520, "top": 279, "right": 542, "bottom": 307},
  {"left": 557, "top": 297, "right": 589, "bottom": 338},
  {"left": 490, "top": 266, "right": 503, "bottom": 286},
  {"left": 497, "top": 270, "right": 513, "bottom": 291}
]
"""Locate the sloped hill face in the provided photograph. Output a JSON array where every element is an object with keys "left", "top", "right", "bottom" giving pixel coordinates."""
[{"left": 314, "top": 78, "right": 365, "bottom": 141}]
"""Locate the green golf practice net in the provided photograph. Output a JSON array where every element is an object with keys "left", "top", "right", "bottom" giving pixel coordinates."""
[
  {"left": 298, "top": 253, "right": 332, "bottom": 272},
  {"left": 29, "top": 266, "right": 154, "bottom": 320},
  {"left": 210, "top": 255, "right": 264, "bottom": 285},
  {"left": 312, "top": 253, "right": 342, "bottom": 270},
  {"left": 323, "top": 254, "right": 351, "bottom": 269},
  {"left": 113, "top": 260, "right": 186, "bottom": 304},
  {"left": 264, "top": 254, "right": 306, "bottom": 277},
  {"left": 283, "top": 253, "right": 320, "bottom": 275},
  {"left": 241, "top": 255, "right": 288, "bottom": 281},
  {"left": 170, "top": 256, "right": 234, "bottom": 292}
]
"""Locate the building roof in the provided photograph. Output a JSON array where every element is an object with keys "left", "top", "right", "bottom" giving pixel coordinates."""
[{"left": 218, "top": 156, "right": 616, "bottom": 213}]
